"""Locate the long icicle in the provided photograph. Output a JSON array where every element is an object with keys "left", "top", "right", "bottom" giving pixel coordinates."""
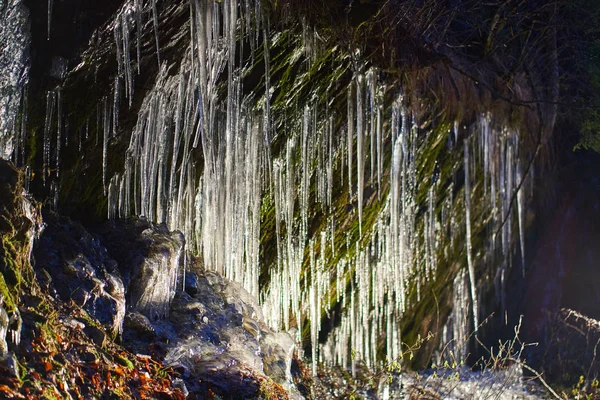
[
  {"left": 464, "top": 139, "right": 479, "bottom": 332},
  {"left": 47, "top": 0, "right": 53, "bottom": 40},
  {"left": 151, "top": 0, "right": 161, "bottom": 66}
]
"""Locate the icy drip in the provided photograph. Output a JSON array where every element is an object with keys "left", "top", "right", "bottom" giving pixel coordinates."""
[
  {"left": 319, "top": 95, "right": 420, "bottom": 371},
  {"left": 309, "top": 240, "right": 318, "bottom": 376},
  {"left": 300, "top": 106, "right": 311, "bottom": 240},
  {"left": 437, "top": 269, "right": 470, "bottom": 365},
  {"left": 47, "top": 0, "right": 53, "bottom": 40},
  {"left": 11, "top": 88, "right": 28, "bottom": 167},
  {"left": 347, "top": 85, "right": 354, "bottom": 196},
  {"left": 516, "top": 161, "right": 526, "bottom": 276},
  {"left": 56, "top": 89, "right": 62, "bottom": 177},
  {"left": 102, "top": 96, "right": 110, "bottom": 196},
  {"left": 114, "top": 10, "right": 134, "bottom": 107},
  {"left": 356, "top": 73, "right": 364, "bottom": 236},
  {"left": 463, "top": 139, "right": 478, "bottom": 332},
  {"left": 151, "top": 0, "right": 161, "bottom": 66},
  {"left": 42, "top": 91, "right": 56, "bottom": 185},
  {"left": 262, "top": 13, "right": 272, "bottom": 154},
  {"left": 118, "top": 43, "right": 265, "bottom": 301},
  {"left": 135, "top": 0, "right": 142, "bottom": 73},
  {"left": 367, "top": 70, "right": 376, "bottom": 183},
  {"left": 425, "top": 186, "right": 438, "bottom": 279}
]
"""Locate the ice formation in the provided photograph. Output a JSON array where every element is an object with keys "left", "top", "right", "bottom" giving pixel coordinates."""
[{"left": 6, "top": 0, "right": 535, "bottom": 374}]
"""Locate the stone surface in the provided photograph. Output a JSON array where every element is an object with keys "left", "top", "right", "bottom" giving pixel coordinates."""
[
  {"left": 30, "top": 216, "right": 301, "bottom": 398},
  {"left": 97, "top": 219, "right": 184, "bottom": 321},
  {"left": 119, "top": 256, "right": 299, "bottom": 398},
  {"left": 0, "top": 300, "right": 8, "bottom": 356},
  {"left": 0, "top": 0, "right": 30, "bottom": 158},
  {"left": 33, "top": 212, "right": 126, "bottom": 337}
]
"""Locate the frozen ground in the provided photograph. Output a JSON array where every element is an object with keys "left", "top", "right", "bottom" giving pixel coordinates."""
[{"left": 380, "top": 365, "right": 549, "bottom": 399}]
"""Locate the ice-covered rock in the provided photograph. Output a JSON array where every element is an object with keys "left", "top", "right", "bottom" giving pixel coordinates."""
[
  {"left": 0, "top": 0, "right": 30, "bottom": 160},
  {"left": 97, "top": 219, "right": 184, "bottom": 321},
  {"left": 0, "top": 299, "right": 8, "bottom": 356},
  {"left": 33, "top": 212, "right": 126, "bottom": 337},
  {"left": 116, "top": 255, "right": 299, "bottom": 398}
]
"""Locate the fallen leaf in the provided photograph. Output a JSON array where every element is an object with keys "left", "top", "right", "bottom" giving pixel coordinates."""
[
  {"left": 43, "top": 361, "right": 52, "bottom": 372},
  {"left": 0, "top": 384, "right": 26, "bottom": 399}
]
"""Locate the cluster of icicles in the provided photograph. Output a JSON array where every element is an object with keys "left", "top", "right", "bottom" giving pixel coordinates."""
[{"left": 26, "top": 0, "right": 532, "bottom": 374}]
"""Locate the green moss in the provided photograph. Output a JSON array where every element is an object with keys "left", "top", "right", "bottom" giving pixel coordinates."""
[
  {"left": 0, "top": 273, "right": 17, "bottom": 314},
  {"left": 115, "top": 354, "right": 135, "bottom": 370}
]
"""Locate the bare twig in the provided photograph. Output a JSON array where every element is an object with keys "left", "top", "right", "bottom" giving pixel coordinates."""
[{"left": 514, "top": 361, "right": 562, "bottom": 400}]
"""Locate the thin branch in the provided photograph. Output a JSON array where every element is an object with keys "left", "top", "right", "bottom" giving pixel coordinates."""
[
  {"left": 492, "top": 66, "right": 544, "bottom": 243},
  {"left": 513, "top": 361, "right": 562, "bottom": 400}
]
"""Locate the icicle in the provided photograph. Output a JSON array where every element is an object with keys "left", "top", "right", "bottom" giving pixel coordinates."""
[
  {"left": 56, "top": 90, "right": 62, "bottom": 178},
  {"left": 327, "top": 117, "right": 333, "bottom": 209},
  {"left": 376, "top": 105, "right": 382, "bottom": 196},
  {"left": 51, "top": 180, "right": 59, "bottom": 210},
  {"left": 463, "top": 139, "right": 479, "bottom": 332},
  {"left": 122, "top": 12, "right": 134, "bottom": 106},
  {"left": 113, "top": 76, "right": 120, "bottom": 135},
  {"left": 310, "top": 240, "right": 318, "bottom": 376},
  {"left": 135, "top": 0, "right": 142, "bottom": 74},
  {"left": 356, "top": 74, "right": 364, "bottom": 237},
  {"left": 24, "top": 166, "right": 31, "bottom": 193},
  {"left": 368, "top": 69, "right": 376, "bottom": 183},
  {"left": 79, "top": 0, "right": 545, "bottom": 373},
  {"left": 347, "top": 85, "right": 354, "bottom": 197},
  {"left": 516, "top": 149, "right": 526, "bottom": 277},
  {"left": 262, "top": 14, "right": 271, "bottom": 153},
  {"left": 47, "top": 0, "right": 53, "bottom": 40},
  {"left": 43, "top": 91, "right": 55, "bottom": 186},
  {"left": 108, "top": 175, "right": 117, "bottom": 220},
  {"left": 114, "top": 19, "right": 124, "bottom": 76},
  {"left": 103, "top": 97, "right": 110, "bottom": 196},
  {"left": 151, "top": 0, "right": 161, "bottom": 66}
]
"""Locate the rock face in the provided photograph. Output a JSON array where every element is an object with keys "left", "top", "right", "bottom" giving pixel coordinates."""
[
  {"left": 0, "top": 0, "right": 30, "bottom": 159},
  {"left": 0, "top": 160, "right": 40, "bottom": 356},
  {"left": 33, "top": 212, "right": 126, "bottom": 337},
  {"left": 126, "top": 263, "right": 299, "bottom": 398},
  {"left": 0, "top": 299, "right": 8, "bottom": 356},
  {"left": 97, "top": 219, "right": 184, "bottom": 320}
]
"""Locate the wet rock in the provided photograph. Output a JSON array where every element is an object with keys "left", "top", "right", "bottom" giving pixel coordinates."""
[
  {"left": 0, "top": 0, "right": 30, "bottom": 158},
  {"left": 122, "top": 311, "right": 159, "bottom": 356},
  {"left": 183, "top": 271, "right": 199, "bottom": 296},
  {"left": 124, "top": 312, "right": 155, "bottom": 337},
  {"left": 84, "top": 325, "right": 107, "bottom": 347},
  {"left": 0, "top": 352, "right": 18, "bottom": 379},
  {"left": 0, "top": 300, "right": 8, "bottom": 356},
  {"left": 31, "top": 215, "right": 298, "bottom": 398},
  {"left": 172, "top": 378, "right": 189, "bottom": 397},
  {"left": 116, "top": 253, "right": 299, "bottom": 398},
  {"left": 261, "top": 331, "right": 296, "bottom": 385},
  {"left": 33, "top": 212, "right": 125, "bottom": 337},
  {"left": 0, "top": 294, "right": 20, "bottom": 357},
  {"left": 59, "top": 317, "right": 85, "bottom": 330},
  {"left": 97, "top": 219, "right": 184, "bottom": 321}
]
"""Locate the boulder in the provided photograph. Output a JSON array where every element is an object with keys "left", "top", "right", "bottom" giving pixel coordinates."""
[
  {"left": 32, "top": 212, "right": 125, "bottom": 337},
  {"left": 0, "top": 300, "right": 8, "bottom": 356},
  {"left": 97, "top": 219, "right": 184, "bottom": 321},
  {"left": 118, "top": 257, "right": 299, "bottom": 398}
]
